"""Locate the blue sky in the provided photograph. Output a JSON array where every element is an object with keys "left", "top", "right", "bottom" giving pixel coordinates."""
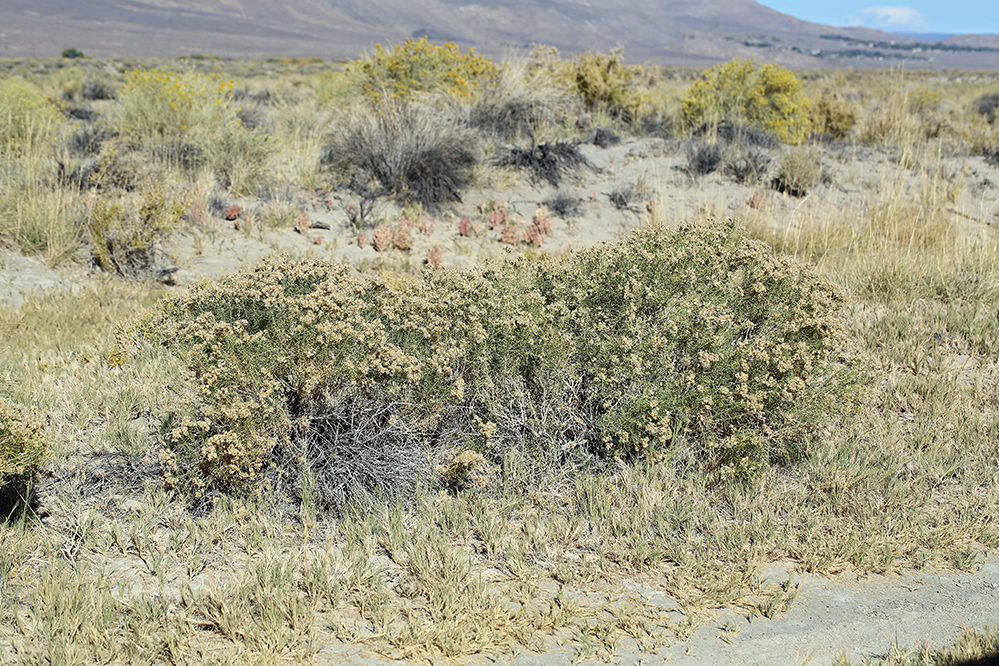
[{"left": 756, "top": 1, "right": 998, "bottom": 36}]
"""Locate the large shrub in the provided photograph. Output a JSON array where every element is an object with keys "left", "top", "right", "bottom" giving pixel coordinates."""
[
  {"left": 681, "top": 58, "right": 812, "bottom": 144},
  {"left": 148, "top": 220, "right": 851, "bottom": 508},
  {"left": 348, "top": 37, "right": 498, "bottom": 103}
]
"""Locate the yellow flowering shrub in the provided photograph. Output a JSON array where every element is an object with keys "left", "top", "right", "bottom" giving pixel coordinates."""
[
  {"left": 114, "top": 69, "right": 271, "bottom": 194},
  {"left": 348, "top": 37, "right": 498, "bottom": 102},
  {"left": 568, "top": 48, "right": 652, "bottom": 120},
  {"left": 0, "top": 78, "right": 62, "bottom": 156},
  {"left": 681, "top": 58, "right": 813, "bottom": 144},
  {"left": 117, "top": 69, "right": 234, "bottom": 147},
  {"left": 147, "top": 220, "right": 853, "bottom": 506}
]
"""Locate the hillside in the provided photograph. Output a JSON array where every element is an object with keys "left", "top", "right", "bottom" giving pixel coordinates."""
[{"left": 1, "top": 0, "right": 996, "bottom": 67}]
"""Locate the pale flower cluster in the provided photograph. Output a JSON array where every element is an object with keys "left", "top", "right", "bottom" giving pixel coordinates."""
[{"left": 148, "top": 219, "right": 851, "bottom": 496}]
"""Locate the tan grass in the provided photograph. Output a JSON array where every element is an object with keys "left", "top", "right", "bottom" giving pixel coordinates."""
[
  {"left": 1, "top": 57, "right": 999, "bottom": 664},
  {"left": 835, "top": 624, "right": 999, "bottom": 665}
]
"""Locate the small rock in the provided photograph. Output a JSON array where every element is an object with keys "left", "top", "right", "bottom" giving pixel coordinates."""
[{"left": 121, "top": 499, "right": 144, "bottom": 514}]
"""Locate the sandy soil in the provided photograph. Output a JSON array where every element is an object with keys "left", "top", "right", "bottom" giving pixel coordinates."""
[
  {"left": 3, "top": 136, "right": 999, "bottom": 664},
  {"left": 316, "top": 560, "right": 999, "bottom": 665},
  {"left": 5, "top": 136, "right": 999, "bottom": 305}
]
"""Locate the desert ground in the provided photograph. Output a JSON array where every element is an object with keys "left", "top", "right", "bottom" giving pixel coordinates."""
[{"left": 1, "top": 52, "right": 999, "bottom": 665}]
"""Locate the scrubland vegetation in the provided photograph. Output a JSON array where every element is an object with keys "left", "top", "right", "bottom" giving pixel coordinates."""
[{"left": 1, "top": 42, "right": 998, "bottom": 662}]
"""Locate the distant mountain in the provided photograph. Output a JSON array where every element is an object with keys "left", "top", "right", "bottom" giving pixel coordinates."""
[
  {"left": 1, "top": 0, "right": 997, "bottom": 68},
  {"left": 941, "top": 33, "right": 999, "bottom": 49},
  {"left": 891, "top": 32, "right": 957, "bottom": 42}
]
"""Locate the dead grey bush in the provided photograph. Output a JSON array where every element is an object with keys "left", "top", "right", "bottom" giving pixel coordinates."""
[
  {"left": 685, "top": 121, "right": 778, "bottom": 183},
  {"left": 609, "top": 184, "right": 636, "bottom": 210},
  {"left": 322, "top": 101, "right": 479, "bottom": 212},
  {"left": 725, "top": 147, "right": 772, "bottom": 184},
  {"left": 588, "top": 128, "right": 621, "bottom": 148},
  {"left": 493, "top": 141, "right": 595, "bottom": 188},
  {"left": 713, "top": 121, "right": 780, "bottom": 149},
  {"left": 543, "top": 191, "right": 585, "bottom": 218},
  {"left": 67, "top": 125, "right": 115, "bottom": 157},
  {"left": 684, "top": 139, "right": 724, "bottom": 176},
  {"left": 279, "top": 393, "right": 433, "bottom": 513},
  {"left": 974, "top": 93, "right": 999, "bottom": 123},
  {"left": 273, "top": 375, "right": 597, "bottom": 512}
]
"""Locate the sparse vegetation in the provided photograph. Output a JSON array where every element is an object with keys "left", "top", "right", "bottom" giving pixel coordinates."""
[
  {"left": 836, "top": 625, "right": 999, "bottom": 665},
  {"left": 1, "top": 52, "right": 999, "bottom": 666}
]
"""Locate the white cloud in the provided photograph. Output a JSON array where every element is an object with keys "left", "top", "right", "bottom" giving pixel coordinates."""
[{"left": 845, "top": 6, "right": 930, "bottom": 30}]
